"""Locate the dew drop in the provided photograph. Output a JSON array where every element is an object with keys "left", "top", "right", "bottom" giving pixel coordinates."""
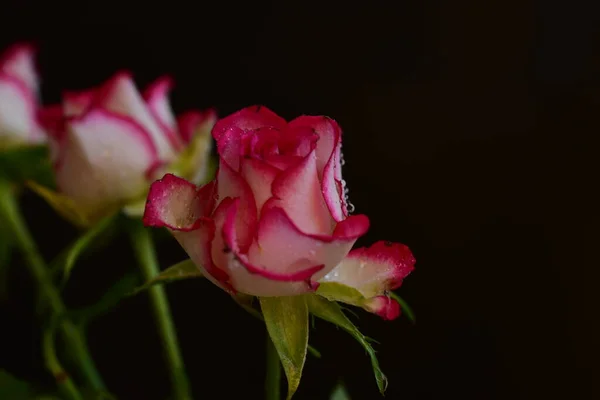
[
  {"left": 340, "top": 150, "right": 346, "bottom": 166},
  {"left": 346, "top": 202, "right": 355, "bottom": 214}
]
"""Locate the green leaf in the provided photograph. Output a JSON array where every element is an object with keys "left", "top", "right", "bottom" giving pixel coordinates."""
[
  {"left": 235, "top": 295, "right": 322, "bottom": 359},
  {"left": 129, "top": 259, "right": 202, "bottom": 296},
  {"left": 260, "top": 296, "right": 309, "bottom": 400},
  {"left": 0, "top": 370, "right": 35, "bottom": 399},
  {"left": 330, "top": 381, "right": 351, "bottom": 400},
  {"left": 50, "top": 214, "right": 119, "bottom": 287},
  {"left": 306, "top": 294, "right": 388, "bottom": 395},
  {"left": 0, "top": 145, "right": 55, "bottom": 188},
  {"left": 389, "top": 292, "right": 416, "bottom": 323}
]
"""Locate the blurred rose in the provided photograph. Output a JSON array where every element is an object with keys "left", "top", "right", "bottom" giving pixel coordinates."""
[{"left": 37, "top": 72, "right": 215, "bottom": 225}]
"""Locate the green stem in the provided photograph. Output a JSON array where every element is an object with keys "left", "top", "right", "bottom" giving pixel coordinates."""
[
  {"left": 265, "top": 334, "right": 282, "bottom": 400},
  {"left": 43, "top": 325, "right": 83, "bottom": 400},
  {"left": 128, "top": 221, "right": 192, "bottom": 400},
  {"left": 0, "top": 178, "right": 105, "bottom": 391}
]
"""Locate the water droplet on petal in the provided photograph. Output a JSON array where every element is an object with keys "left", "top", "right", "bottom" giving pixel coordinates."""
[{"left": 346, "top": 202, "right": 355, "bottom": 214}]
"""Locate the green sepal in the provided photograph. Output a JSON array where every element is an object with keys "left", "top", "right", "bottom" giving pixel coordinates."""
[
  {"left": 317, "top": 282, "right": 415, "bottom": 323},
  {"left": 26, "top": 181, "right": 92, "bottom": 228},
  {"left": 260, "top": 296, "right": 309, "bottom": 400},
  {"left": 306, "top": 294, "right": 388, "bottom": 395},
  {"left": 129, "top": 259, "right": 202, "bottom": 296}
]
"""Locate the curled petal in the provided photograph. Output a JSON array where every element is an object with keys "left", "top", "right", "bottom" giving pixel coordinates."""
[
  {"left": 56, "top": 109, "right": 158, "bottom": 213},
  {"left": 317, "top": 241, "right": 414, "bottom": 320},
  {"left": 240, "top": 201, "right": 368, "bottom": 285},
  {"left": 364, "top": 296, "right": 401, "bottom": 321},
  {"left": 143, "top": 176, "right": 228, "bottom": 290},
  {"left": 322, "top": 149, "right": 345, "bottom": 221},
  {"left": 240, "top": 157, "right": 279, "bottom": 215},
  {"left": 218, "top": 199, "right": 319, "bottom": 296},
  {"left": 271, "top": 149, "right": 334, "bottom": 235},
  {"left": 216, "top": 161, "right": 257, "bottom": 251},
  {"left": 0, "top": 43, "right": 38, "bottom": 93},
  {"left": 143, "top": 173, "right": 215, "bottom": 230},
  {"left": 287, "top": 115, "right": 341, "bottom": 180},
  {"left": 211, "top": 105, "right": 286, "bottom": 141},
  {"left": 320, "top": 241, "right": 415, "bottom": 298},
  {"left": 174, "top": 217, "right": 231, "bottom": 292},
  {"left": 91, "top": 71, "right": 176, "bottom": 161}
]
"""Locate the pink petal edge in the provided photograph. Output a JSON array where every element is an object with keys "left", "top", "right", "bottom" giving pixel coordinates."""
[{"left": 364, "top": 296, "right": 401, "bottom": 321}]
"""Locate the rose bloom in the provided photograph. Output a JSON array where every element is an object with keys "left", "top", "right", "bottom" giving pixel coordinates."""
[
  {"left": 38, "top": 71, "right": 215, "bottom": 225},
  {"left": 0, "top": 43, "right": 45, "bottom": 150},
  {"left": 144, "top": 106, "right": 414, "bottom": 319}
]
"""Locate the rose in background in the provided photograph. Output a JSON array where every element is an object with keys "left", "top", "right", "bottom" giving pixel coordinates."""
[
  {"left": 0, "top": 43, "right": 45, "bottom": 150},
  {"left": 34, "top": 72, "right": 216, "bottom": 226},
  {"left": 144, "top": 106, "right": 414, "bottom": 320}
]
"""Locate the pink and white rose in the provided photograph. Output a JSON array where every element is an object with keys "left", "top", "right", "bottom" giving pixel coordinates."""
[
  {"left": 38, "top": 71, "right": 216, "bottom": 224},
  {"left": 143, "top": 106, "right": 414, "bottom": 319},
  {"left": 0, "top": 43, "right": 45, "bottom": 149}
]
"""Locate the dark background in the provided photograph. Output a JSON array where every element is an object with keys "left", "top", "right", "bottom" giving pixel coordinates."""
[{"left": 1, "top": 1, "right": 599, "bottom": 399}]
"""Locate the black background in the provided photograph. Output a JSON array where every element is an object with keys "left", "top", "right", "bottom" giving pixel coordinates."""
[{"left": 1, "top": 1, "right": 599, "bottom": 399}]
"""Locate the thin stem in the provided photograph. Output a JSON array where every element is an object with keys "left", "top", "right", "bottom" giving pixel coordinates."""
[
  {"left": 43, "top": 324, "right": 83, "bottom": 400},
  {"left": 128, "top": 220, "right": 192, "bottom": 400},
  {"left": 265, "top": 334, "right": 282, "bottom": 400},
  {"left": 0, "top": 178, "right": 105, "bottom": 391}
]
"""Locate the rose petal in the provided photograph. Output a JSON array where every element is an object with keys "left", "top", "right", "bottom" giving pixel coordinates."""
[
  {"left": 239, "top": 157, "right": 279, "bottom": 216},
  {"left": 271, "top": 149, "right": 334, "bottom": 235},
  {"left": 177, "top": 108, "right": 217, "bottom": 144},
  {"left": 322, "top": 149, "right": 345, "bottom": 221},
  {"left": 216, "top": 160, "right": 257, "bottom": 251},
  {"left": 0, "top": 43, "right": 38, "bottom": 93},
  {"left": 63, "top": 89, "right": 97, "bottom": 117},
  {"left": 142, "top": 175, "right": 229, "bottom": 290},
  {"left": 364, "top": 296, "right": 401, "bottom": 320},
  {"left": 38, "top": 105, "right": 66, "bottom": 162},
  {"left": 0, "top": 73, "right": 41, "bottom": 145},
  {"left": 219, "top": 198, "right": 318, "bottom": 296},
  {"left": 287, "top": 115, "right": 341, "bottom": 179},
  {"left": 143, "top": 173, "right": 215, "bottom": 230},
  {"left": 214, "top": 126, "right": 248, "bottom": 171},
  {"left": 211, "top": 105, "right": 287, "bottom": 141},
  {"left": 319, "top": 241, "right": 415, "bottom": 298},
  {"left": 91, "top": 71, "right": 176, "bottom": 161},
  {"left": 56, "top": 109, "right": 158, "bottom": 213},
  {"left": 142, "top": 76, "right": 183, "bottom": 150},
  {"left": 238, "top": 201, "right": 368, "bottom": 284}
]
